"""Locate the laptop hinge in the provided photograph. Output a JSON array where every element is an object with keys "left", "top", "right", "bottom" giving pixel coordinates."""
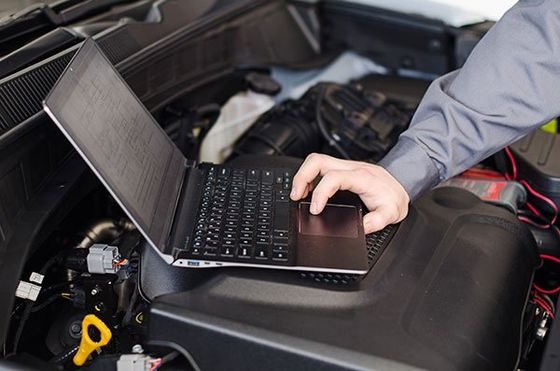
[{"left": 165, "top": 161, "right": 203, "bottom": 257}]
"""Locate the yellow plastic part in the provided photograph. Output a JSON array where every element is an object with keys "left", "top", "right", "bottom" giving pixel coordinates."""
[
  {"left": 542, "top": 119, "right": 558, "bottom": 134},
  {"left": 72, "top": 314, "right": 112, "bottom": 366}
]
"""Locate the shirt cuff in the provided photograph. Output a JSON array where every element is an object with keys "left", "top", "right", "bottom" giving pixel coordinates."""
[{"left": 377, "top": 137, "right": 441, "bottom": 201}]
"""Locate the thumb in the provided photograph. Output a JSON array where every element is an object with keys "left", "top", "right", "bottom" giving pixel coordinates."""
[{"left": 363, "top": 207, "right": 395, "bottom": 234}]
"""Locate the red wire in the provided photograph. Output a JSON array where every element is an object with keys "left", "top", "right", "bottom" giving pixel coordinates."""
[
  {"left": 526, "top": 202, "right": 543, "bottom": 218},
  {"left": 533, "top": 297, "right": 555, "bottom": 318},
  {"left": 535, "top": 293, "right": 555, "bottom": 314},
  {"left": 518, "top": 215, "right": 551, "bottom": 229},
  {"left": 505, "top": 143, "right": 560, "bottom": 301},
  {"left": 531, "top": 289, "right": 555, "bottom": 317},
  {"left": 534, "top": 295, "right": 553, "bottom": 313},
  {"left": 504, "top": 146, "right": 559, "bottom": 225},
  {"left": 533, "top": 283, "right": 560, "bottom": 295},
  {"left": 504, "top": 147, "right": 518, "bottom": 180},
  {"left": 541, "top": 254, "right": 560, "bottom": 264},
  {"left": 520, "top": 180, "right": 558, "bottom": 224}
]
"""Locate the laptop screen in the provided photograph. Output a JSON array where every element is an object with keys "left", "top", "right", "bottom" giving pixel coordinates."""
[{"left": 44, "top": 39, "right": 185, "bottom": 255}]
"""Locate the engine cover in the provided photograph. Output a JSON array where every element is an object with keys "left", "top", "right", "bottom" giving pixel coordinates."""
[{"left": 147, "top": 187, "right": 537, "bottom": 371}]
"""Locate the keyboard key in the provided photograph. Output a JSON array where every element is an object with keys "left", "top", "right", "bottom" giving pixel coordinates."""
[
  {"left": 240, "top": 231, "right": 253, "bottom": 239},
  {"left": 243, "top": 206, "right": 256, "bottom": 214},
  {"left": 273, "top": 230, "right": 288, "bottom": 239},
  {"left": 248, "top": 169, "right": 260, "bottom": 181},
  {"left": 272, "top": 243, "right": 288, "bottom": 252},
  {"left": 272, "top": 251, "right": 288, "bottom": 261},
  {"left": 237, "top": 246, "right": 252, "bottom": 258},
  {"left": 241, "top": 220, "right": 254, "bottom": 228},
  {"left": 205, "top": 241, "right": 219, "bottom": 249},
  {"left": 244, "top": 201, "right": 257, "bottom": 208},
  {"left": 256, "top": 236, "right": 270, "bottom": 244},
  {"left": 255, "top": 247, "right": 269, "bottom": 259},
  {"left": 223, "top": 239, "right": 235, "bottom": 246},
  {"left": 262, "top": 170, "right": 274, "bottom": 185},
  {"left": 220, "top": 246, "right": 234, "bottom": 257},
  {"left": 204, "top": 248, "right": 217, "bottom": 256}
]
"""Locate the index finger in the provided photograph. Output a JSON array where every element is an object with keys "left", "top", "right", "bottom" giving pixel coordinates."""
[{"left": 290, "top": 153, "right": 354, "bottom": 200}]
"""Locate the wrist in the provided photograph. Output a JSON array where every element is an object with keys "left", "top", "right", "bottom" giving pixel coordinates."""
[{"left": 378, "top": 137, "right": 440, "bottom": 201}]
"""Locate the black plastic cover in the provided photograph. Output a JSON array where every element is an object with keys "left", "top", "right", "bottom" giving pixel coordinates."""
[
  {"left": 510, "top": 130, "right": 560, "bottom": 205},
  {"left": 147, "top": 187, "right": 538, "bottom": 371}
]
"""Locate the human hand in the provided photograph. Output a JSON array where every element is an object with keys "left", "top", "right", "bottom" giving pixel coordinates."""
[{"left": 290, "top": 153, "right": 410, "bottom": 234}]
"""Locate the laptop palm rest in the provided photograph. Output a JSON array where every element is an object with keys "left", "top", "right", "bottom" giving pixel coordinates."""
[{"left": 296, "top": 200, "right": 368, "bottom": 272}]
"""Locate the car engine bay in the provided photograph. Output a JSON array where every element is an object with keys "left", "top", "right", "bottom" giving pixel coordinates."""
[{"left": 0, "top": 1, "right": 559, "bottom": 370}]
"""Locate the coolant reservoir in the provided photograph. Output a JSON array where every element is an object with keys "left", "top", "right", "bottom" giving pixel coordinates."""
[{"left": 199, "top": 90, "right": 274, "bottom": 163}]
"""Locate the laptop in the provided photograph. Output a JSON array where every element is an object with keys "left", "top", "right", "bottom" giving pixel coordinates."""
[{"left": 43, "top": 38, "right": 369, "bottom": 274}]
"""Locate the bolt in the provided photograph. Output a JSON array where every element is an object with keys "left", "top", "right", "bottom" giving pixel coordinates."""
[
  {"left": 69, "top": 321, "right": 82, "bottom": 339},
  {"left": 132, "top": 344, "right": 144, "bottom": 354}
]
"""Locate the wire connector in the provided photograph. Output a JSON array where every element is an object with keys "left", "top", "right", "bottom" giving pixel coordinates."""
[
  {"left": 15, "top": 281, "right": 42, "bottom": 301},
  {"left": 29, "top": 272, "right": 44, "bottom": 284},
  {"left": 116, "top": 354, "right": 155, "bottom": 371},
  {"left": 87, "top": 244, "right": 121, "bottom": 274}
]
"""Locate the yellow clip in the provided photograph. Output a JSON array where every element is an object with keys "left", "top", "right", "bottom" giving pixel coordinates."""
[
  {"left": 542, "top": 119, "right": 558, "bottom": 134},
  {"left": 72, "top": 314, "right": 112, "bottom": 367}
]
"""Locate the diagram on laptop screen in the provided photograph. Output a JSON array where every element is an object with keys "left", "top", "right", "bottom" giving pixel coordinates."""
[{"left": 52, "top": 50, "right": 175, "bottom": 229}]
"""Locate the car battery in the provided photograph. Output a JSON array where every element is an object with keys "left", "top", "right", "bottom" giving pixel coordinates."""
[
  {"left": 440, "top": 177, "right": 526, "bottom": 214},
  {"left": 509, "top": 129, "right": 560, "bottom": 208}
]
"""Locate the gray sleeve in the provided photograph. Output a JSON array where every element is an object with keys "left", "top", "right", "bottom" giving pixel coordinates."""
[{"left": 378, "top": 0, "right": 560, "bottom": 201}]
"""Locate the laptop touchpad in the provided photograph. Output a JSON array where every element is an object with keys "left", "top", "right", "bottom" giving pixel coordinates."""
[{"left": 298, "top": 202, "right": 359, "bottom": 239}]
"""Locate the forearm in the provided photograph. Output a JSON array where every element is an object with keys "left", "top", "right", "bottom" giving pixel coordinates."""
[{"left": 380, "top": 0, "right": 560, "bottom": 200}]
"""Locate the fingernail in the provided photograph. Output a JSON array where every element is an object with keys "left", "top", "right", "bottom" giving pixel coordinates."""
[
  {"left": 290, "top": 187, "right": 297, "bottom": 198},
  {"left": 310, "top": 202, "right": 318, "bottom": 214}
]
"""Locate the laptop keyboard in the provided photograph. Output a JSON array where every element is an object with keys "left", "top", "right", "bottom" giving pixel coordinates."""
[{"left": 190, "top": 166, "right": 292, "bottom": 264}]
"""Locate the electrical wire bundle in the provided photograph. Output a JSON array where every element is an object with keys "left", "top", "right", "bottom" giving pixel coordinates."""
[
  {"left": 503, "top": 146, "right": 559, "bottom": 234},
  {"left": 531, "top": 287, "right": 555, "bottom": 319},
  {"left": 501, "top": 146, "right": 560, "bottom": 317},
  {"left": 461, "top": 147, "right": 560, "bottom": 319}
]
